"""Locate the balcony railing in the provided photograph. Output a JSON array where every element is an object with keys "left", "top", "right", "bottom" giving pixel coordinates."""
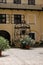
[{"left": 0, "top": 3, "right": 43, "bottom": 10}]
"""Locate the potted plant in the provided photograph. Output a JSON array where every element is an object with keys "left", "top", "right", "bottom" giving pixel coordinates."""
[
  {"left": 20, "top": 36, "right": 35, "bottom": 49},
  {"left": 0, "top": 36, "right": 10, "bottom": 57}
]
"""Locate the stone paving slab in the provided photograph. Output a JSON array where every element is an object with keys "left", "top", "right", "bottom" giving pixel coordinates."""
[{"left": 0, "top": 48, "right": 43, "bottom": 65}]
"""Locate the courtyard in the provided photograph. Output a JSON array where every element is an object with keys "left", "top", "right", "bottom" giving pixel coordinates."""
[{"left": 0, "top": 48, "right": 43, "bottom": 65}]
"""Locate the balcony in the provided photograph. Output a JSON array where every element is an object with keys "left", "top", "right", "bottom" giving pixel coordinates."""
[{"left": 0, "top": 3, "right": 43, "bottom": 10}]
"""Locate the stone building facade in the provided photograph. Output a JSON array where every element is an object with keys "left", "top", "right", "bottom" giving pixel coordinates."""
[{"left": 0, "top": 0, "right": 43, "bottom": 46}]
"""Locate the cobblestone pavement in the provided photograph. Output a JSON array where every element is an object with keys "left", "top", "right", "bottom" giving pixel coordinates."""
[{"left": 0, "top": 48, "right": 43, "bottom": 65}]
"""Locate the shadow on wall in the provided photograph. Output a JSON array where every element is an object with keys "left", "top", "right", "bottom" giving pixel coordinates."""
[{"left": 0, "top": 30, "right": 11, "bottom": 43}]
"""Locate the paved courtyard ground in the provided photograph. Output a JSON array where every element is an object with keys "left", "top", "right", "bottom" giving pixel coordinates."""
[{"left": 0, "top": 48, "right": 43, "bottom": 65}]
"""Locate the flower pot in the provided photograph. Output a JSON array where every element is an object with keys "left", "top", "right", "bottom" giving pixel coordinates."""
[{"left": 25, "top": 45, "right": 30, "bottom": 49}]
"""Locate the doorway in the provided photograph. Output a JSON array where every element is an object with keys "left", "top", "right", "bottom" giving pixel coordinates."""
[
  {"left": 29, "top": 33, "right": 35, "bottom": 40},
  {"left": 0, "top": 30, "right": 10, "bottom": 42}
]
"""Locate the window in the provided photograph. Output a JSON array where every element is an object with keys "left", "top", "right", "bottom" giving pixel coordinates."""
[
  {"left": 28, "top": 0, "right": 35, "bottom": 5},
  {"left": 14, "top": 14, "right": 21, "bottom": 24},
  {"left": 14, "top": 0, "right": 21, "bottom": 4},
  {"left": 0, "top": 0, "right": 6, "bottom": 3},
  {"left": 29, "top": 33, "right": 35, "bottom": 40},
  {"left": 0, "top": 14, "right": 6, "bottom": 23}
]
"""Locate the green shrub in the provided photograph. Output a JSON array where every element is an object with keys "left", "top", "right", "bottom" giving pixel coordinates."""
[
  {"left": 20, "top": 36, "right": 35, "bottom": 48},
  {"left": 39, "top": 40, "right": 43, "bottom": 47},
  {"left": 33, "top": 41, "right": 40, "bottom": 47},
  {"left": 0, "top": 36, "right": 10, "bottom": 51}
]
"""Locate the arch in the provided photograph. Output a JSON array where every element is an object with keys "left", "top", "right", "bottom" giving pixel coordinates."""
[{"left": 0, "top": 30, "right": 10, "bottom": 42}]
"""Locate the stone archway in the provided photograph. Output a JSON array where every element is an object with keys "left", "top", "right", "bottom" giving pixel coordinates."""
[{"left": 0, "top": 30, "right": 10, "bottom": 43}]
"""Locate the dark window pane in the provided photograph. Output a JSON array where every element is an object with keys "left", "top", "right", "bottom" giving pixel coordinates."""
[
  {"left": 14, "top": 0, "right": 21, "bottom": 4},
  {"left": 28, "top": 0, "right": 35, "bottom": 5},
  {"left": 31, "top": 0, "right": 35, "bottom": 5},
  {"left": 14, "top": 14, "right": 21, "bottom": 24},
  {"left": 20, "top": 30, "right": 26, "bottom": 35},
  {"left": 0, "top": 14, "right": 6, "bottom": 23},
  {"left": 29, "top": 33, "right": 35, "bottom": 40}
]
